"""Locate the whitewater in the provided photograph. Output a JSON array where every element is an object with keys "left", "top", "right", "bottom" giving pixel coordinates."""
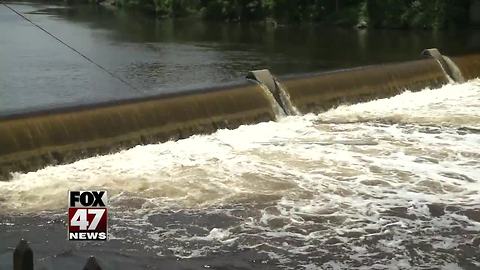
[{"left": 1, "top": 80, "right": 479, "bottom": 269}]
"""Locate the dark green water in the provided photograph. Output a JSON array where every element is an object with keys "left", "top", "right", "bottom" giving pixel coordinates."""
[{"left": 1, "top": 1, "right": 480, "bottom": 115}]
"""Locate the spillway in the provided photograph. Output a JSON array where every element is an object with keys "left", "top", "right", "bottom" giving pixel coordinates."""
[
  {"left": 279, "top": 58, "right": 447, "bottom": 114},
  {"left": 1, "top": 49, "right": 479, "bottom": 179},
  {"left": 0, "top": 84, "right": 275, "bottom": 178}
]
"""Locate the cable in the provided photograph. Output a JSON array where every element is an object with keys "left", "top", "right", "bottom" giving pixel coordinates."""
[{"left": 1, "top": 2, "right": 142, "bottom": 92}]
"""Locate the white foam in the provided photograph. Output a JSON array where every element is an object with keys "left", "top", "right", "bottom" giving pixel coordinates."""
[
  {"left": 319, "top": 80, "right": 480, "bottom": 126},
  {"left": 1, "top": 80, "right": 479, "bottom": 267},
  {"left": 1, "top": 80, "right": 479, "bottom": 215}
]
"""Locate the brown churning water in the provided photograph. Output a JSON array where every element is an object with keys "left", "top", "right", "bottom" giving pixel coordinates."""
[{"left": 1, "top": 52, "right": 479, "bottom": 178}]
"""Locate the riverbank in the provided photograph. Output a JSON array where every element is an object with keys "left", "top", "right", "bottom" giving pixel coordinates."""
[{"left": 92, "top": 0, "right": 479, "bottom": 30}]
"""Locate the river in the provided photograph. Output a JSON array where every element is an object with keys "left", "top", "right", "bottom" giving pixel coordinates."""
[
  {"left": 1, "top": 1, "right": 480, "bottom": 115},
  {"left": 0, "top": 2, "right": 480, "bottom": 270}
]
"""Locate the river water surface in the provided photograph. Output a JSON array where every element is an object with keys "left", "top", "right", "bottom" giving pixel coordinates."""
[
  {"left": 1, "top": 1, "right": 480, "bottom": 115},
  {"left": 0, "top": 2, "right": 480, "bottom": 270}
]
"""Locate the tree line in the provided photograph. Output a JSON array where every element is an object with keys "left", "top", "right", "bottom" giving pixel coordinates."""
[{"left": 111, "top": 0, "right": 475, "bottom": 29}]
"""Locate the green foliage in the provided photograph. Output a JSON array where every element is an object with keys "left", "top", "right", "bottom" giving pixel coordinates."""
[
  {"left": 195, "top": 0, "right": 374, "bottom": 26},
  {"left": 263, "top": 0, "right": 320, "bottom": 23},
  {"left": 197, "top": 0, "right": 362, "bottom": 23},
  {"left": 200, "top": 0, "right": 265, "bottom": 21},
  {"left": 367, "top": 0, "right": 471, "bottom": 29},
  {"left": 357, "top": 0, "right": 369, "bottom": 27},
  {"left": 116, "top": 0, "right": 200, "bottom": 17},
  {"left": 113, "top": 0, "right": 474, "bottom": 29}
]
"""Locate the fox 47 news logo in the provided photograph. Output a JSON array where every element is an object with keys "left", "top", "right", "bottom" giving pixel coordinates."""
[{"left": 68, "top": 191, "right": 108, "bottom": 241}]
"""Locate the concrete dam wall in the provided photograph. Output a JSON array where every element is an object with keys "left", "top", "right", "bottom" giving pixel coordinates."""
[
  {"left": 280, "top": 59, "right": 448, "bottom": 114},
  {"left": 1, "top": 50, "right": 479, "bottom": 179},
  {"left": 0, "top": 84, "right": 275, "bottom": 178}
]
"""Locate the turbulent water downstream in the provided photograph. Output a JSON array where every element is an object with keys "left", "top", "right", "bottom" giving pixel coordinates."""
[{"left": 1, "top": 80, "right": 479, "bottom": 269}]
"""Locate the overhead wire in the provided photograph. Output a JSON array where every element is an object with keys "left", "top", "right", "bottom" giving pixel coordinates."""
[{"left": 1, "top": 2, "right": 142, "bottom": 92}]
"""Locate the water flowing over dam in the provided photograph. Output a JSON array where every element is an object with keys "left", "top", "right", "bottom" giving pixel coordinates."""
[
  {"left": 1, "top": 78, "right": 480, "bottom": 269},
  {"left": 2, "top": 2, "right": 480, "bottom": 269},
  {"left": 1, "top": 50, "right": 479, "bottom": 179}
]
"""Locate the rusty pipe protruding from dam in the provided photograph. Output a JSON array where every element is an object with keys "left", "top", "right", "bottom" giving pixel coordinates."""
[
  {"left": 1, "top": 49, "right": 479, "bottom": 179},
  {"left": 247, "top": 69, "right": 286, "bottom": 116},
  {"left": 247, "top": 69, "right": 299, "bottom": 116},
  {"left": 422, "top": 48, "right": 465, "bottom": 83}
]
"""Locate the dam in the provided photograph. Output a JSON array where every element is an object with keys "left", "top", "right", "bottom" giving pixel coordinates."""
[
  {"left": 1, "top": 51, "right": 479, "bottom": 178},
  {"left": 1, "top": 2, "right": 480, "bottom": 270}
]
